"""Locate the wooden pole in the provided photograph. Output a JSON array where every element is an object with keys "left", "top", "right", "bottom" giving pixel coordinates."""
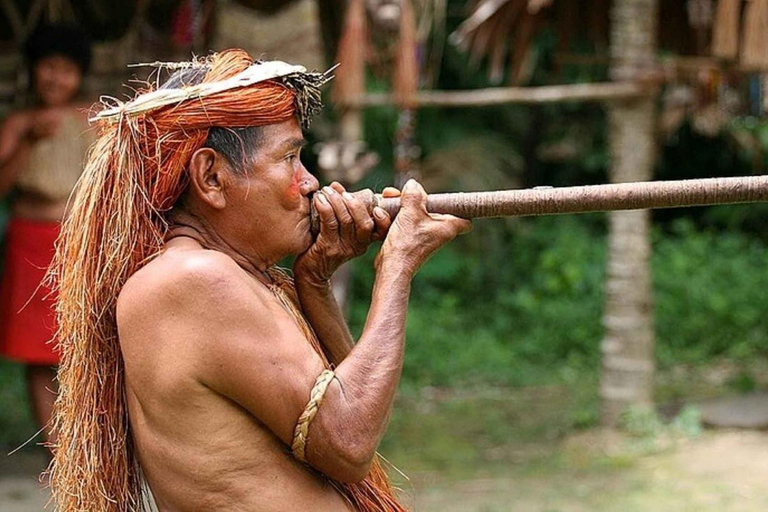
[
  {"left": 310, "top": 175, "right": 768, "bottom": 234},
  {"left": 336, "top": 81, "right": 650, "bottom": 108}
]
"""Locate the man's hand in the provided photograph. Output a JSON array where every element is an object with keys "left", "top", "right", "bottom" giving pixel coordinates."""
[
  {"left": 294, "top": 182, "right": 394, "bottom": 284},
  {"left": 378, "top": 179, "right": 471, "bottom": 276}
]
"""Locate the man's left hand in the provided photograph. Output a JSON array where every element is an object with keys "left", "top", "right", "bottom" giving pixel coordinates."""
[{"left": 294, "top": 182, "right": 394, "bottom": 284}]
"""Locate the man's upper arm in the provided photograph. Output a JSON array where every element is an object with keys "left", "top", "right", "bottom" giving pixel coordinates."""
[{"left": 161, "top": 255, "right": 327, "bottom": 446}]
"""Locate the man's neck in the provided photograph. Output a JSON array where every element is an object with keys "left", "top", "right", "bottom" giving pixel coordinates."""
[{"left": 167, "top": 210, "right": 274, "bottom": 281}]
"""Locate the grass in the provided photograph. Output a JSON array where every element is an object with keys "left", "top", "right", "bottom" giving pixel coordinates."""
[
  {"left": 380, "top": 379, "right": 599, "bottom": 479},
  {"left": 0, "top": 360, "right": 34, "bottom": 451}
]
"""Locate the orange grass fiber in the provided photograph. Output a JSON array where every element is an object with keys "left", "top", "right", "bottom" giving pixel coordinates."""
[{"left": 46, "top": 48, "right": 404, "bottom": 512}]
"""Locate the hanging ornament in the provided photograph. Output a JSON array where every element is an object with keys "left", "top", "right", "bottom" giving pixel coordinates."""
[
  {"left": 741, "top": 0, "right": 768, "bottom": 70},
  {"left": 688, "top": 0, "right": 714, "bottom": 53},
  {"left": 332, "top": 0, "right": 369, "bottom": 106},
  {"left": 712, "top": 0, "right": 741, "bottom": 60},
  {"left": 393, "top": 0, "right": 418, "bottom": 108}
]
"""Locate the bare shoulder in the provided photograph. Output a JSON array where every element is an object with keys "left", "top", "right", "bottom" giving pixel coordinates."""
[{"left": 118, "top": 245, "right": 265, "bottom": 322}]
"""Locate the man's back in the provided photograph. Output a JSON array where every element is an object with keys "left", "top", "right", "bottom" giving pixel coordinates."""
[{"left": 117, "top": 237, "right": 348, "bottom": 511}]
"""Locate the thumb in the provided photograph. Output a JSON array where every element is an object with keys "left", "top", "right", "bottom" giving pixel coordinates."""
[
  {"left": 431, "top": 213, "right": 473, "bottom": 235},
  {"left": 399, "top": 179, "right": 428, "bottom": 212}
]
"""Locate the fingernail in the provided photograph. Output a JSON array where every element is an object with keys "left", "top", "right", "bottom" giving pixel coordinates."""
[
  {"left": 404, "top": 180, "right": 417, "bottom": 190},
  {"left": 342, "top": 192, "right": 354, "bottom": 201},
  {"left": 324, "top": 186, "right": 336, "bottom": 195},
  {"left": 374, "top": 207, "right": 386, "bottom": 218},
  {"left": 316, "top": 193, "right": 328, "bottom": 204}
]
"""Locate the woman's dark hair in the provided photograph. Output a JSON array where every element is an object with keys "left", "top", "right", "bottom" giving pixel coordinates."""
[{"left": 24, "top": 23, "right": 92, "bottom": 74}]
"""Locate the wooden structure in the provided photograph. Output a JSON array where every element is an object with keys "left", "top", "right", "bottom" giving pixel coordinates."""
[
  {"left": 0, "top": 0, "right": 327, "bottom": 116},
  {"left": 329, "top": 0, "right": 768, "bottom": 428}
]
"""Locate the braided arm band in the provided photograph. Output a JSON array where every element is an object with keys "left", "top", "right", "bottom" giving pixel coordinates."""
[{"left": 292, "top": 369, "right": 335, "bottom": 462}]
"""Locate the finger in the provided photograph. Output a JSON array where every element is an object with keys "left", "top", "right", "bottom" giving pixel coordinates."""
[
  {"left": 371, "top": 207, "right": 391, "bottom": 240},
  {"left": 315, "top": 193, "right": 340, "bottom": 242},
  {"left": 343, "top": 191, "right": 375, "bottom": 243},
  {"left": 329, "top": 181, "right": 346, "bottom": 194},
  {"left": 323, "top": 186, "right": 355, "bottom": 241},
  {"left": 399, "top": 179, "right": 428, "bottom": 212},
  {"left": 381, "top": 187, "right": 401, "bottom": 198}
]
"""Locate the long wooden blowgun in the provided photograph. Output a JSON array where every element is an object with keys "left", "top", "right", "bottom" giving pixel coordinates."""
[{"left": 309, "top": 175, "right": 768, "bottom": 236}]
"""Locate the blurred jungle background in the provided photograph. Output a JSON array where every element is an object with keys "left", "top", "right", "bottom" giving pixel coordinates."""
[{"left": 2, "top": 0, "right": 768, "bottom": 510}]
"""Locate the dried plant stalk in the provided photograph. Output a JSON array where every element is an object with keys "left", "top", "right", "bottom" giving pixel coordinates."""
[
  {"left": 741, "top": 0, "right": 768, "bottom": 70},
  {"left": 393, "top": 0, "right": 419, "bottom": 108},
  {"left": 713, "top": 0, "right": 742, "bottom": 59},
  {"left": 332, "top": 0, "right": 368, "bottom": 105}
]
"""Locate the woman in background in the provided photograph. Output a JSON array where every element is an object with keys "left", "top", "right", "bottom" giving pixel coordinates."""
[{"left": 0, "top": 24, "right": 93, "bottom": 451}]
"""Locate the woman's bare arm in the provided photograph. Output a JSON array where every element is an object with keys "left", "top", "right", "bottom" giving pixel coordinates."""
[{"left": 0, "top": 112, "right": 31, "bottom": 195}]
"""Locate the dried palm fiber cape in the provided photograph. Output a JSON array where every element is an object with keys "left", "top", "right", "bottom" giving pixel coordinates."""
[{"left": 47, "top": 48, "right": 404, "bottom": 512}]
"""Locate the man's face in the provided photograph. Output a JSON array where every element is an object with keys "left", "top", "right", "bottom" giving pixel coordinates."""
[
  {"left": 224, "top": 117, "right": 320, "bottom": 263},
  {"left": 33, "top": 55, "right": 82, "bottom": 107}
]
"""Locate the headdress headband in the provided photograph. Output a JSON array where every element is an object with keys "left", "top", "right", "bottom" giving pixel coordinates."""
[{"left": 92, "top": 59, "right": 336, "bottom": 128}]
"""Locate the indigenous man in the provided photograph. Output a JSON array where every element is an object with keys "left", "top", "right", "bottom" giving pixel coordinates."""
[{"left": 49, "top": 49, "right": 470, "bottom": 511}]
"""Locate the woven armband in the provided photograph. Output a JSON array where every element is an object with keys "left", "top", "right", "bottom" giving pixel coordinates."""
[{"left": 292, "top": 369, "right": 335, "bottom": 462}]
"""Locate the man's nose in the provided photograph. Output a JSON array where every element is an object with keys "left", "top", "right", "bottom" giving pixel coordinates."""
[{"left": 299, "top": 166, "right": 320, "bottom": 196}]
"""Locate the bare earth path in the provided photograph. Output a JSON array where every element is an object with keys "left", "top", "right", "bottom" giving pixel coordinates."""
[
  {"left": 406, "top": 430, "right": 768, "bottom": 512},
  {"left": 3, "top": 430, "right": 767, "bottom": 511}
]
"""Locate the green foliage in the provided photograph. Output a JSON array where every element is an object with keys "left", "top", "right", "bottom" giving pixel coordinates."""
[
  {"left": 0, "top": 359, "right": 34, "bottom": 449},
  {"left": 619, "top": 406, "right": 665, "bottom": 439},
  {"left": 727, "top": 370, "right": 758, "bottom": 393},
  {"left": 671, "top": 405, "right": 702, "bottom": 438},
  {"left": 349, "top": 215, "right": 768, "bottom": 390},
  {"left": 654, "top": 219, "right": 768, "bottom": 364}
]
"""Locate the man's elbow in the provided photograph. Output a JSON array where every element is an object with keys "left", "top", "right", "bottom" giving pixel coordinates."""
[
  {"left": 324, "top": 452, "right": 373, "bottom": 484},
  {"left": 316, "top": 436, "right": 376, "bottom": 483}
]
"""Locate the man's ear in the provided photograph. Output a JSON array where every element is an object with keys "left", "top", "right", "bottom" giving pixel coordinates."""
[{"left": 187, "top": 147, "right": 230, "bottom": 210}]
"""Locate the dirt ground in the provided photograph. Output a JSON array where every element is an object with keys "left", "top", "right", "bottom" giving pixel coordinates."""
[
  {"left": 3, "top": 430, "right": 767, "bottom": 511},
  {"left": 405, "top": 430, "right": 768, "bottom": 512}
]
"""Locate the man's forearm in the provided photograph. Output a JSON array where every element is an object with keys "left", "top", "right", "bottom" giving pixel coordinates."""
[
  {"left": 314, "top": 258, "right": 412, "bottom": 464},
  {"left": 294, "top": 274, "right": 355, "bottom": 366}
]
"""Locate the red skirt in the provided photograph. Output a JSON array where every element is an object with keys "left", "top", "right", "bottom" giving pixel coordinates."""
[{"left": 0, "top": 218, "right": 60, "bottom": 365}]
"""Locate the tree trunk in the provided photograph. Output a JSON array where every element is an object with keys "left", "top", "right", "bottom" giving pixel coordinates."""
[{"left": 600, "top": 0, "right": 658, "bottom": 427}]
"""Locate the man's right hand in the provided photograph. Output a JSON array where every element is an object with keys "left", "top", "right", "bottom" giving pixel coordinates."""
[{"left": 378, "top": 179, "right": 471, "bottom": 276}]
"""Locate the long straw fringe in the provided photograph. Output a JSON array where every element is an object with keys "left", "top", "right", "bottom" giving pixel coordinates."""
[{"left": 46, "top": 48, "right": 402, "bottom": 511}]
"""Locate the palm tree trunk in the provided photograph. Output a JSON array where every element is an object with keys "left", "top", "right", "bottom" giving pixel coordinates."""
[{"left": 600, "top": 0, "right": 659, "bottom": 427}]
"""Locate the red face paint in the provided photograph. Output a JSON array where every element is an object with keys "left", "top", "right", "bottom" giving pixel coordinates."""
[{"left": 286, "top": 167, "right": 302, "bottom": 202}]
